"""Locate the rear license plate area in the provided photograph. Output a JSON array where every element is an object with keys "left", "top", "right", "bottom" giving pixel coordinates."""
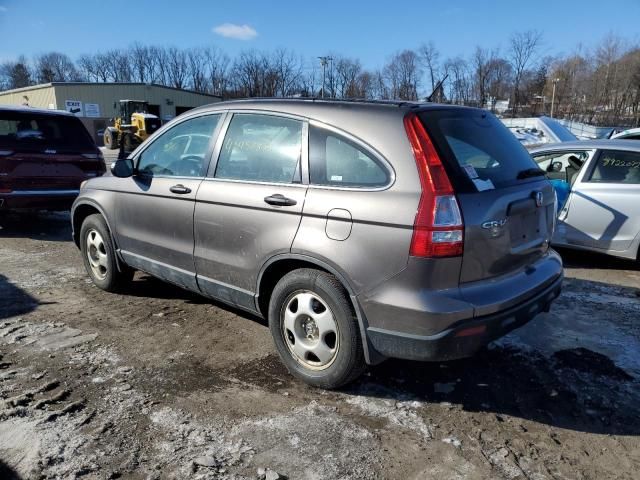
[{"left": 510, "top": 209, "right": 543, "bottom": 247}]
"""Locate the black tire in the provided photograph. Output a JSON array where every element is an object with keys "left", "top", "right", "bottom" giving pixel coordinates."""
[
  {"left": 268, "top": 268, "right": 365, "bottom": 389},
  {"left": 79, "top": 214, "right": 133, "bottom": 292},
  {"left": 104, "top": 129, "right": 117, "bottom": 150}
]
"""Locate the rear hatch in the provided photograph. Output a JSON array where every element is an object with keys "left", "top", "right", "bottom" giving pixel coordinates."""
[
  {"left": 0, "top": 110, "right": 104, "bottom": 191},
  {"left": 419, "top": 108, "right": 556, "bottom": 284}
]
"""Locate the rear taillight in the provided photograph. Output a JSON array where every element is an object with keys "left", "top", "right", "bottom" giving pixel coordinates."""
[
  {"left": 84, "top": 151, "right": 107, "bottom": 175},
  {"left": 404, "top": 113, "right": 464, "bottom": 258}
]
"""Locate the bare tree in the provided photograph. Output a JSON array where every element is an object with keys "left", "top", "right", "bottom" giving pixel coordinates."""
[
  {"left": 271, "top": 48, "right": 303, "bottom": 97},
  {"left": 204, "top": 47, "right": 229, "bottom": 96},
  {"left": 165, "top": 47, "right": 188, "bottom": 89},
  {"left": 384, "top": 50, "right": 421, "bottom": 100},
  {"left": 150, "top": 46, "right": 169, "bottom": 85},
  {"left": 473, "top": 47, "right": 492, "bottom": 108},
  {"left": 486, "top": 57, "right": 512, "bottom": 111},
  {"left": 419, "top": 41, "right": 440, "bottom": 93},
  {"left": 508, "top": 30, "right": 542, "bottom": 115},
  {"left": 186, "top": 48, "right": 208, "bottom": 92},
  {"left": 35, "top": 52, "right": 79, "bottom": 82},
  {"left": 444, "top": 56, "right": 471, "bottom": 105},
  {"left": 334, "top": 57, "right": 363, "bottom": 98},
  {"left": 0, "top": 56, "right": 32, "bottom": 89},
  {"left": 129, "top": 44, "right": 155, "bottom": 83},
  {"left": 77, "top": 54, "right": 99, "bottom": 82}
]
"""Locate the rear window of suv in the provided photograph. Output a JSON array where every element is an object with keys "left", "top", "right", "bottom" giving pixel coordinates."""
[
  {"left": 0, "top": 110, "right": 95, "bottom": 152},
  {"left": 419, "top": 109, "right": 540, "bottom": 191}
]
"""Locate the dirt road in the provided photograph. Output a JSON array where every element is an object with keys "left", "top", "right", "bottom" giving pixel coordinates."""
[{"left": 1, "top": 212, "right": 639, "bottom": 479}]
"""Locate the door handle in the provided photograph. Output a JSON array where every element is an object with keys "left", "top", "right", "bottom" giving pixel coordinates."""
[
  {"left": 264, "top": 193, "right": 297, "bottom": 206},
  {"left": 170, "top": 184, "right": 191, "bottom": 194}
]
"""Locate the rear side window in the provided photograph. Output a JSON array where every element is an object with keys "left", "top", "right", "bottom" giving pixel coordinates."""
[
  {"left": 0, "top": 111, "right": 95, "bottom": 151},
  {"left": 419, "top": 110, "right": 539, "bottom": 191},
  {"left": 309, "top": 126, "right": 389, "bottom": 187},
  {"left": 215, "top": 114, "right": 302, "bottom": 184},
  {"left": 589, "top": 150, "right": 640, "bottom": 184}
]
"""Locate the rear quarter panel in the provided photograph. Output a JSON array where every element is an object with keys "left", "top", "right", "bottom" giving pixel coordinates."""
[{"left": 292, "top": 112, "right": 421, "bottom": 295}]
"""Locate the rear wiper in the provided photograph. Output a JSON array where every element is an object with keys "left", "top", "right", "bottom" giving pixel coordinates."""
[{"left": 517, "top": 168, "right": 546, "bottom": 179}]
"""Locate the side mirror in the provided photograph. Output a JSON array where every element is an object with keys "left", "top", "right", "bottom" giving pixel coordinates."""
[
  {"left": 110, "top": 158, "right": 134, "bottom": 178},
  {"left": 551, "top": 161, "right": 563, "bottom": 172}
]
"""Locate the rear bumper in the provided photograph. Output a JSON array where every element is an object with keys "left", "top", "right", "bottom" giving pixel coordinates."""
[
  {"left": 366, "top": 274, "right": 562, "bottom": 361},
  {"left": 358, "top": 250, "right": 563, "bottom": 362},
  {"left": 0, "top": 190, "right": 80, "bottom": 211}
]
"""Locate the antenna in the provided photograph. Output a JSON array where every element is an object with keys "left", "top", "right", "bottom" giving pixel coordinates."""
[{"left": 427, "top": 74, "right": 449, "bottom": 103}]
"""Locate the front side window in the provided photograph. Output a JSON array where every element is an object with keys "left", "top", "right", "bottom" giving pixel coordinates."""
[
  {"left": 214, "top": 114, "right": 302, "bottom": 184},
  {"left": 589, "top": 150, "right": 640, "bottom": 184},
  {"left": 137, "top": 114, "right": 221, "bottom": 177},
  {"left": 309, "top": 126, "right": 389, "bottom": 187}
]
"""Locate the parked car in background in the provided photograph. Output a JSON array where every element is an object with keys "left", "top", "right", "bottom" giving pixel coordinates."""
[
  {"left": 72, "top": 99, "right": 562, "bottom": 388},
  {"left": 502, "top": 116, "right": 578, "bottom": 149},
  {"left": 0, "top": 106, "right": 105, "bottom": 212},
  {"left": 611, "top": 127, "right": 640, "bottom": 141},
  {"left": 531, "top": 140, "right": 640, "bottom": 261}
]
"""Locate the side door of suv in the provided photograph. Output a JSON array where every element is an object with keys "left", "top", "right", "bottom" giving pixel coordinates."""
[
  {"left": 115, "top": 113, "right": 225, "bottom": 291},
  {"left": 193, "top": 112, "right": 307, "bottom": 310},
  {"left": 562, "top": 148, "right": 640, "bottom": 252}
]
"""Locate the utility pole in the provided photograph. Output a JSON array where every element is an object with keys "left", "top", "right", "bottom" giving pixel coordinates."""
[
  {"left": 318, "top": 56, "right": 333, "bottom": 98},
  {"left": 550, "top": 78, "right": 560, "bottom": 118}
]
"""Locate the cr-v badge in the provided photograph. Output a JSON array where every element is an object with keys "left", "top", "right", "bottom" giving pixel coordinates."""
[{"left": 481, "top": 218, "right": 508, "bottom": 237}]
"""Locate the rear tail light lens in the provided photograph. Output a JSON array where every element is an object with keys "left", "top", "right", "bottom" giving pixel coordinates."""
[{"left": 404, "top": 114, "right": 464, "bottom": 258}]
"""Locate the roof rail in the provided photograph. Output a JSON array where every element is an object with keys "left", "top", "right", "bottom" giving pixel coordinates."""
[{"left": 219, "top": 97, "right": 425, "bottom": 108}]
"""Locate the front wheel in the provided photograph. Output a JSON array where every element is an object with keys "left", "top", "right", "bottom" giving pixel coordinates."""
[
  {"left": 104, "top": 128, "right": 117, "bottom": 150},
  {"left": 268, "top": 269, "right": 365, "bottom": 389},
  {"left": 80, "top": 214, "right": 133, "bottom": 292}
]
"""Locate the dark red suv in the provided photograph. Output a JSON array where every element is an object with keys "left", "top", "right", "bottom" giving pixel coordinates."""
[{"left": 0, "top": 106, "right": 105, "bottom": 211}]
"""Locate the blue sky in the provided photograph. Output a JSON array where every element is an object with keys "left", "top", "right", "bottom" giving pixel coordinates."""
[{"left": 0, "top": 0, "right": 639, "bottom": 68}]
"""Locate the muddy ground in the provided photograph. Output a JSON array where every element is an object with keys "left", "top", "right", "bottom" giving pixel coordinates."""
[{"left": 0, "top": 212, "right": 639, "bottom": 480}]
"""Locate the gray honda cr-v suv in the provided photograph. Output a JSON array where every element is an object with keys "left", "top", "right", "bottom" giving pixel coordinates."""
[{"left": 72, "top": 99, "right": 563, "bottom": 388}]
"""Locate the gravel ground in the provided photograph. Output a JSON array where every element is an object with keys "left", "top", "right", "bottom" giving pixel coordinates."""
[{"left": 0, "top": 211, "right": 639, "bottom": 480}]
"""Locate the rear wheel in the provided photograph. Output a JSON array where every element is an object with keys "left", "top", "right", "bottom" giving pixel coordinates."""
[
  {"left": 268, "top": 269, "right": 365, "bottom": 389},
  {"left": 80, "top": 214, "right": 133, "bottom": 292}
]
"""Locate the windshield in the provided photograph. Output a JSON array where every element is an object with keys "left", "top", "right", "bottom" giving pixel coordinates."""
[{"left": 419, "top": 109, "right": 541, "bottom": 191}]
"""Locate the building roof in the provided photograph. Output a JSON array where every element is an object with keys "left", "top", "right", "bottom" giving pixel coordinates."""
[{"left": 0, "top": 82, "right": 222, "bottom": 99}]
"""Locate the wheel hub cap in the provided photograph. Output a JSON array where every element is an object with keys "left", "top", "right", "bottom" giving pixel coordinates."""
[
  {"left": 282, "top": 291, "right": 339, "bottom": 370},
  {"left": 85, "top": 229, "right": 108, "bottom": 280}
]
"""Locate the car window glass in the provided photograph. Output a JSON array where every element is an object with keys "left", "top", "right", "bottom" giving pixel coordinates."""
[
  {"left": 589, "top": 150, "right": 640, "bottom": 184},
  {"left": 419, "top": 110, "right": 539, "bottom": 190},
  {"left": 309, "top": 126, "right": 389, "bottom": 187},
  {"left": 215, "top": 114, "right": 302, "bottom": 183},
  {"left": 137, "top": 114, "right": 221, "bottom": 177},
  {"left": 533, "top": 151, "right": 592, "bottom": 173},
  {"left": 0, "top": 111, "right": 94, "bottom": 151}
]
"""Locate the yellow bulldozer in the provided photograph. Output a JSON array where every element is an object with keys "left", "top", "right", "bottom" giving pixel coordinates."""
[{"left": 103, "top": 100, "right": 161, "bottom": 152}]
